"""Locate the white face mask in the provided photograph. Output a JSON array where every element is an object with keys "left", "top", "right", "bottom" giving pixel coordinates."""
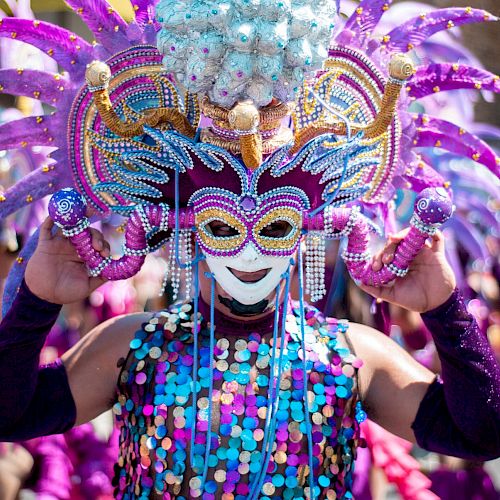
[{"left": 204, "top": 242, "right": 292, "bottom": 305}]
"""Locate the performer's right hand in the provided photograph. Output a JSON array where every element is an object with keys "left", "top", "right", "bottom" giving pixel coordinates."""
[{"left": 25, "top": 217, "right": 110, "bottom": 304}]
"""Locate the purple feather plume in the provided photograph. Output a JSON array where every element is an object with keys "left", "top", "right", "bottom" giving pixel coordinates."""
[
  {"left": 2, "top": 228, "right": 39, "bottom": 315},
  {"left": 65, "top": 0, "right": 135, "bottom": 55},
  {"left": 0, "top": 69, "right": 73, "bottom": 105},
  {"left": 408, "top": 64, "right": 499, "bottom": 98},
  {"left": 341, "top": 0, "right": 393, "bottom": 40},
  {"left": 0, "top": 115, "right": 59, "bottom": 150},
  {"left": 383, "top": 8, "right": 497, "bottom": 53},
  {"left": 131, "top": 0, "right": 159, "bottom": 25},
  {"left": 0, "top": 18, "right": 94, "bottom": 78},
  {"left": 413, "top": 114, "right": 500, "bottom": 178},
  {"left": 403, "top": 161, "right": 445, "bottom": 193},
  {"left": 0, "top": 167, "right": 60, "bottom": 221},
  {"left": 446, "top": 218, "right": 489, "bottom": 262},
  {"left": 469, "top": 123, "right": 500, "bottom": 141}
]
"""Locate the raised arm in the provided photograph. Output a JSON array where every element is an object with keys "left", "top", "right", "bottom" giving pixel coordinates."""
[
  {"left": 0, "top": 217, "right": 143, "bottom": 440},
  {"left": 351, "top": 231, "right": 500, "bottom": 461}
]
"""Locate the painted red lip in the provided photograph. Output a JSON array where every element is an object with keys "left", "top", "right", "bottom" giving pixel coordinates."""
[{"left": 228, "top": 267, "right": 271, "bottom": 284}]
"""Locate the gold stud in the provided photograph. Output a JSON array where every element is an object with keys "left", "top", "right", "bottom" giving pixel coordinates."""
[
  {"left": 17, "top": 257, "right": 24, "bottom": 264},
  {"left": 433, "top": 85, "right": 440, "bottom": 93},
  {"left": 47, "top": 48, "right": 54, "bottom": 56},
  {"left": 472, "top": 152, "right": 480, "bottom": 161},
  {"left": 21, "top": 141, "right": 28, "bottom": 147},
  {"left": 36, "top": 116, "right": 43, "bottom": 123},
  {"left": 11, "top": 31, "right": 17, "bottom": 38},
  {"left": 0, "top": 195, "right": 5, "bottom": 202},
  {"left": 26, "top": 195, "right": 32, "bottom": 202},
  {"left": 435, "top": 140, "right": 442, "bottom": 147},
  {"left": 452, "top": 63, "right": 459, "bottom": 71},
  {"left": 356, "top": 7, "right": 363, "bottom": 15},
  {"left": 443, "top": 181, "right": 451, "bottom": 188},
  {"left": 447, "top": 20, "right": 455, "bottom": 29},
  {"left": 33, "top": 20, "right": 40, "bottom": 27}
]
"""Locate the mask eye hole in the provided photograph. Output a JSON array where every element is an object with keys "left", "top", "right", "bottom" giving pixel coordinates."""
[
  {"left": 207, "top": 220, "right": 240, "bottom": 238},
  {"left": 259, "top": 220, "right": 293, "bottom": 238}
]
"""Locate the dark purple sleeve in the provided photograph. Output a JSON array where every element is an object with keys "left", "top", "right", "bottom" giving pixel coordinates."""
[
  {"left": 412, "top": 289, "right": 500, "bottom": 460},
  {"left": 0, "top": 280, "right": 76, "bottom": 441}
]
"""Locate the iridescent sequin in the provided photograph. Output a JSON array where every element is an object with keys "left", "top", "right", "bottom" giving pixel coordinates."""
[{"left": 113, "top": 302, "right": 364, "bottom": 499}]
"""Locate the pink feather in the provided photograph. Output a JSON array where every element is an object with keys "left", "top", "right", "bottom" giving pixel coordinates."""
[
  {"left": 0, "top": 69, "right": 73, "bottom": 105},
  {"left": 0, "top": 18, "right": 94, "bottom": 78},
  {"left": 413, "top": 115, "right": 500, "bottom": 178},
  {"left": 383, "top": 8, "right": 497, "bottom": 53},
  {"left": 65, "top": 0, "right": 134, "bottom": 54},
  {"left": 408, "top": 63, "right": 499, "bottom": 98}
]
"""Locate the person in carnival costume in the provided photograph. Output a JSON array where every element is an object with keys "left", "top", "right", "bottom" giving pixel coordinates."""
[{"left": 0, "top": 1, "right": 499, "bottom": 499}]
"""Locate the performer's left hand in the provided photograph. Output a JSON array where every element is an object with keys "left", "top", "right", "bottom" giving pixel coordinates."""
[{"left": 360, "top": 230, "right": 456, "bottom": 313}]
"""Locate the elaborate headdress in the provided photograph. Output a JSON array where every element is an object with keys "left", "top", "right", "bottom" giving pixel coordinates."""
[{"left": 0, "top": 1, "right": 498, "bottom": 496}]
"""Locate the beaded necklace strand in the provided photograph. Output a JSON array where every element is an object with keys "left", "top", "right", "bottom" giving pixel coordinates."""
[
  {"left": 298, "top": 243, "right": 317, "bottom": 499},
  {"left": 247, "top": 266, "right": 292, "bottom": 500}
]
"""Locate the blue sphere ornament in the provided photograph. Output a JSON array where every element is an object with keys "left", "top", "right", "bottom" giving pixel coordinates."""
[
  {"left": 156, "top": 0, "right": 338, "bottom": 107},
  {"left": 48, "top": 188, "right": 87, "bottom": 228}
]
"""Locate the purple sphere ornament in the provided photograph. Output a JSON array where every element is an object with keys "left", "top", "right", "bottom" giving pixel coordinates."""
[
  {"left": 48, "top": 188, "right": 88, "bottom": 228},
  {"left": 414, "top": 187, "right": 454, "bottom": 225},
  {"left": 240, "top": 195, "right": 257, "bottom": 212}
]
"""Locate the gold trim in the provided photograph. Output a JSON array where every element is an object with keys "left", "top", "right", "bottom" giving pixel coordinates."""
[
  {"left": 200, "top": 128, "right": 293, "bottom": 155},
  {"left": 200, "top": 96, "right": 295, "bottom": 127}
]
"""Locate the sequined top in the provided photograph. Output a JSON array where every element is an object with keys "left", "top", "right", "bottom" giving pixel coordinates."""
[{"left": 112, "top": 301, "right": 366, "bottom": 499}]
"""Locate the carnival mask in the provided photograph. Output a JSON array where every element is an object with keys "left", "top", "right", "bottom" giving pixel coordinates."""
[{"left": 192, "top": 189, "right": 304, "bottom": 304}]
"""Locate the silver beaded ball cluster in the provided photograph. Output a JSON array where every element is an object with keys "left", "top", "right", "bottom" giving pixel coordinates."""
[{"left": 156, "top": 0, "right": 337, "bottom": 107}]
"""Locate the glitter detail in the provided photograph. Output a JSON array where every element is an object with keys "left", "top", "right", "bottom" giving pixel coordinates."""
[{"left": 114, "top": 303, "right": 364, "bottom": 498}]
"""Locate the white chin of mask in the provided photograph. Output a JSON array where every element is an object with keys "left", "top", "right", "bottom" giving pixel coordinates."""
[{"left": 204, "top": 243, "right": 292, "bottom": 305}]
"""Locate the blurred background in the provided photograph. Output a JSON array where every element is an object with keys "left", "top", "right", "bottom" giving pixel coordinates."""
[{"left": 0, "top": 0, "right": 498, "bottom": 499}]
